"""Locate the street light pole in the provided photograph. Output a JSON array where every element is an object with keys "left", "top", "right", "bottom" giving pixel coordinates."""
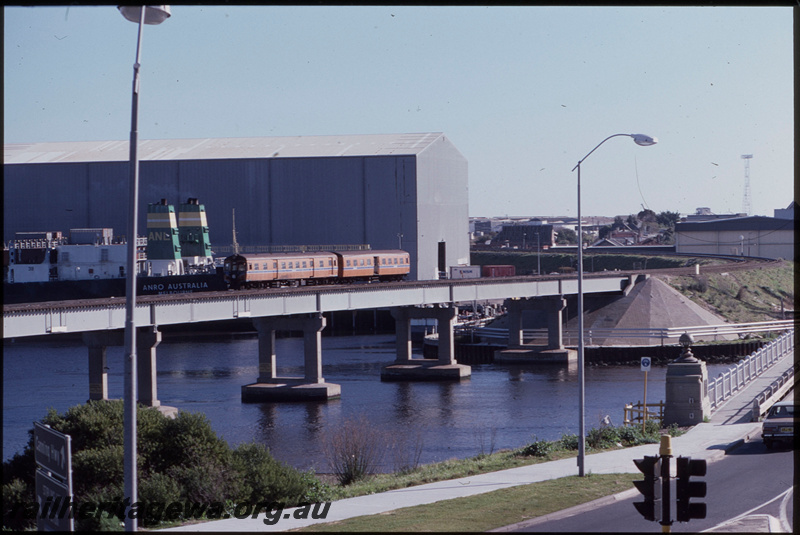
[
  {"left": 118, "top": 5, "right": 171, "bottom": 531},
  {"left": 536, "top": 232, "right": 541, "bottom": 275},
  {"left": 571, "top": 133, "right": 656, "bottom": 477}
]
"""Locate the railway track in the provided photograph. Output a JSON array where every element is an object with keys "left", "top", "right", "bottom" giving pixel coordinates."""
[{"left": 3, "top": 255, "right": 783, "bottom": 313}]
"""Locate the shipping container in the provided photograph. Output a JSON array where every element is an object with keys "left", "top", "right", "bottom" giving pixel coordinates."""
[
  {"left": 449, "top": 265, "right": 481, "bottom": 279},
  {"left": 481, "top": 264, "right": 516, "bottom": 278}
]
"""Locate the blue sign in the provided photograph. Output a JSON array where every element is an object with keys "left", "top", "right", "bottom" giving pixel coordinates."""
[{"left": 641, "top": 357, "right": 652, "bottom": 372}]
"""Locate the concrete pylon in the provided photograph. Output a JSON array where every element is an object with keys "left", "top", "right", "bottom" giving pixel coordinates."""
[
  {"left": 381, "top": 305, "right": 471, "bottom": 381},
  {"left": 495, "top": 297, "right": 576, "bottom": 364},
  {"left": 81, "top": 328, "right": 177, "bottom": 417},
  {"left": 242, "top": 314, "right": 340, "bottom": 401}
]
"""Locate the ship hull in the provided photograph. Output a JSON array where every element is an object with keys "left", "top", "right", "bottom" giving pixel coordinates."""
[{"left": 3, "top": 273, "right": 227, "bottom": 305}]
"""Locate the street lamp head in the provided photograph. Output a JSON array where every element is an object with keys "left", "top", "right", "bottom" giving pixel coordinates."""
[
  {"left": 631, "top": 134, "right": 657, "bottom": 147},
  {"left": 118, "top": 5, "right": 171, "bottom": 25}
]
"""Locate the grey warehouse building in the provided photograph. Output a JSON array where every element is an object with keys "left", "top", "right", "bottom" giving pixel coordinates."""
[{"left": 4, "top": 132, "right": 469, "bottom": 280}]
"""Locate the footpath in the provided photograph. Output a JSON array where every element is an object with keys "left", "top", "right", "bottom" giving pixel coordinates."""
[{"left": 166, "top": 351, "right": 794, "bottom": 533}]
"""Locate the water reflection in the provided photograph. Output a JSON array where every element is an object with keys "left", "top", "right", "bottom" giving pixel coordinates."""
[{"left": 4, "top": 334, "right": 736, "bottom": 471}]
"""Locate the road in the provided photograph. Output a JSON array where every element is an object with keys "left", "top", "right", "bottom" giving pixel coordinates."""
[{"left": 513, "top": 438, "right": 794, "bottom": 533}]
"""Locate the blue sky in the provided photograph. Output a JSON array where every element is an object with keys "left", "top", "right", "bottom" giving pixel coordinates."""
[{"left": 4, "top": 5, "right": 793, "bottom": 218}]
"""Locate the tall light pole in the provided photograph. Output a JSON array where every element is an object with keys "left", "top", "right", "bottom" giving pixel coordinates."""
[
  {"left": 571, "top": 133, "right": 656, "bottom": 477},
  {"left": 536, "top": 231, "right": 541, "bottom": 275},
  {"left": 118, "top": 5, "right": 171, "bottom": 531}
]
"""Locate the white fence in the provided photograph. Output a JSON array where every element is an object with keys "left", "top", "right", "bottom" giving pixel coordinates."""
[
  {"left": 751, "top": 364, "right": 796, "bottom": 421},
  {"left": 466, "top": 320, "right": 795, "bottom": 346},
  {"left": 707, "top": 329, "right": 795, "bottom": 411}
]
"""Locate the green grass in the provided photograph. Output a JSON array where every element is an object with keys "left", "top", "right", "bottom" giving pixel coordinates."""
[{"left": 298, "top": 473, "right": 639, "bottom": 532}]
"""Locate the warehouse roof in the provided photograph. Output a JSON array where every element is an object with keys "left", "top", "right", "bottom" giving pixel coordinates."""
[
  {"left": 4, "top": 132, "right": 449, "bottom": 164},
  {"left": 675, "top": 215, "right": 793, "bottom": 232}
]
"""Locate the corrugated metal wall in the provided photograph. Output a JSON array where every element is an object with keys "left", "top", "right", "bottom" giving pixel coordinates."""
[{"left": 4, "top": 137, "right": 468, "bottom": 281}]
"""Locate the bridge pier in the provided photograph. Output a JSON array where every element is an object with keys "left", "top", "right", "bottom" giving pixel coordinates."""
[
  {"left": 81, "top": 328, "right": 177, "bottom": 417},
  {"left": 495, "top": 297, "right": 577, "bottom": 364},
  {"left": 381, "top": 306, "right": 471, "bottom": 381},
  {"left": 242, "top": 314, "right": 340, "bottom": 402}
]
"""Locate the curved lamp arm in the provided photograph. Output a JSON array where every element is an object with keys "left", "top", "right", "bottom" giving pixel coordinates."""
[{"left": 571, "top": 133, "right": 657, "bottom": 171}]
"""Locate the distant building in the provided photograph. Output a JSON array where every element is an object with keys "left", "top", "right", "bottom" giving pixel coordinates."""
[
  {"left": 675, "top": 216, "right": 794, "bottom": 260},
  {"left": 774, "top": 201, "right": 796, "bottom": 220},
  {"left": 4, "top": 133, "right": 469, "bottom": 280},
  {"left": 493, "top": 223, "right": 554, "bottom": 249},
  {"left": 685, "top": 207, "right": 747, "bottom": 222}
]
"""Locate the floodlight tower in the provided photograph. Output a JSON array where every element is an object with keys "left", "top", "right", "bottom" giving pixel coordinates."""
[{"left": 741, "top": 154, "right": 753, "bottom": 215}]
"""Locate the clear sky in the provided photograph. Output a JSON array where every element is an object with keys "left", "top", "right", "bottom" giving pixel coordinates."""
[{"left": 4, "top": 5, "right": 793, "bottom": 218}]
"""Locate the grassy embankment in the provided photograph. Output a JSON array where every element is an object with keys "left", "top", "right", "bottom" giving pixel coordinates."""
[{"left": 659, "top": 262, "right": 794, "bottom": 323}]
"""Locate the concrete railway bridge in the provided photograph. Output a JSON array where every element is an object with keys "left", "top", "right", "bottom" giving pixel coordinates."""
[{"left": 3, "top": 273, "right": 640, "bottom": 402}]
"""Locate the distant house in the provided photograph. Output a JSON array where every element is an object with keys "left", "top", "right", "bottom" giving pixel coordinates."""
[
  {"left": 675, "top": 216, "right": 794, "bottom": 260},
  {"left": 591, "top": 237, "right": 626, "bottom": 247}
]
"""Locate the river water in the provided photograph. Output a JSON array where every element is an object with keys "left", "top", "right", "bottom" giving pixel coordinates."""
[{"left": 3, "top": 334, "right": 733, "bottom": 472}]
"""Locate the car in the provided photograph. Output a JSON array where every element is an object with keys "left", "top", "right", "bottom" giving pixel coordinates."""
[{"left": 761, "top": 400, "right": 794, "bottom": 449}]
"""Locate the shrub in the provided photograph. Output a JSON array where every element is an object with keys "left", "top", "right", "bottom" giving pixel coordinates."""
[
  {"left": 587, "top": 426, "right": 621, "bottom": 450},
  {"left": 1, "top": 401, "right": 328, "bottom": 530},
  {"left": 557, "top": 433, "right": 582, "bottom": 451},
  {"left": 231, "top": 442, "right": 308, "bottom": 506},
  {"left": 322, "top": 414, "right": 388, "bottom": 486},
  {"left": 2, "top": 478, "right": 35, "bottom": 531},
  {"left": 517, "top": 437, "right": 555, "bottom": 457},
  {"left": 687, "top": 275, "right": 708, "bottom": 293}
]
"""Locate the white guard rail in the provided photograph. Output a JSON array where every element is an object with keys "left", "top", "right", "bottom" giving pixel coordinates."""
[
  {"left": 707, "top": 329, "right": 795, "bottom": 411},
  {"left": 466, "top": 320, "right": 796, "bottom": 346}
]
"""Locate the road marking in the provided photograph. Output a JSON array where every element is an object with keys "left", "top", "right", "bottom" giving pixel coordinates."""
[
  {"left": 704, "top": 487, "right": 793, "bottom": 530},
  {"left": 779, "top": 486, "right": 793, "bottom": 532}
]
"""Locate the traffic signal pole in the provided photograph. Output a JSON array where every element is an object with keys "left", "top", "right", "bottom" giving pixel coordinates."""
[{"left": 659, "top": 435, "right": 672, "bottom": 532}]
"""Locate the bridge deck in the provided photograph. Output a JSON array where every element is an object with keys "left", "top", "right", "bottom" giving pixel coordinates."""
[{"left": 3, "top": 275, "right": 631, "bottom": 339}]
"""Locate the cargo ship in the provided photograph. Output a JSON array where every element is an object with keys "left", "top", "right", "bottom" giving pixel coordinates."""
[{"left": 3, "top": 198, "right": 226, "bottom": 304}]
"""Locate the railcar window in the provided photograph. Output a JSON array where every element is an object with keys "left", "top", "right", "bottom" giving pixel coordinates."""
[
  {"left": 347, "top": 260, "right": 351, "bottom": 267},
  {"left": 303, "top": 261, "right": 307, "bottom": 268},
  {"left": 281, "top": 262, "right": 286, "bottom": 269}
]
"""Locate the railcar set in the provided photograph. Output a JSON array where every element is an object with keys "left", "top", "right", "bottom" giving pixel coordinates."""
[{"left": 223, "top": 250, "right": 410, "bottom": 289}]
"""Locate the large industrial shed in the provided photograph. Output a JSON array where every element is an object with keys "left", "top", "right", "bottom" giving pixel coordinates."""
[
  {"left": 4, "top": 133, "right": 469, "bottom": 280},
  {"left": 674, "top": 215, "right": 795, "bottom": 260}
]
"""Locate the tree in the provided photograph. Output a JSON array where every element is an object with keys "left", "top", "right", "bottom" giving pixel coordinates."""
[
  {"left": 611, "top": 216, "right": 626, "bottom": 231},
  {"left": 656, "top": 210, "right": 681, "bottom": 229},
  {"left": 598, "top": 225, "right": 613, "bottom": 240},
  {"left": 637, "top": 208, "right": 657, "bottom": 223},
  {"left": 555, "top": 228, "right": 577, "bottom": 245}
]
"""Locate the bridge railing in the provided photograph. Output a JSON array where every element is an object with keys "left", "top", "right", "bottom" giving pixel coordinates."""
[
  {"left": 708, "top": 329, "right": 794, "bottom": 411},
  {"left": 465, "top": 320, "right": 795, "bottom": 346}
]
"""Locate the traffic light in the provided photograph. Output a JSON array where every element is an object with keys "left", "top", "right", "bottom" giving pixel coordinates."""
[
  {"left": 676, "top": 456, "right": 707, "bottom": 522},
  {"left": 633, "top": 455, "right": 661, "bottom": 522}
]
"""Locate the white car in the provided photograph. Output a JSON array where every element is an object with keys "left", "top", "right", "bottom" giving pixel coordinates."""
[{"left": 761, "top": 400, "right": 795, "bottom": 449}]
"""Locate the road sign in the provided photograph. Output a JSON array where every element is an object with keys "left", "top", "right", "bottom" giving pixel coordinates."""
[
  {"left": 34, "top": 422, "right": 72, "bottom": 480},
  {"left": 640, "top": 357, "right": 652, "bottom": 372},
  {"left": 35, "top": 469, "right": 74, "bottom": 531}
]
